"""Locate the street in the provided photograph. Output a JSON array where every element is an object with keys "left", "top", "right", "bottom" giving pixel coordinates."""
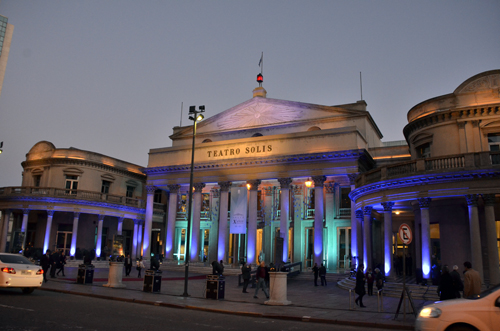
[{"left": 0, "top": 288, "right": 409, "bottom": 331}]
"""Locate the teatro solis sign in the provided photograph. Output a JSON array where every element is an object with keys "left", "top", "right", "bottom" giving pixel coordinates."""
[{"left": 207, "top": 144, "right": 272, "bottom": 158}]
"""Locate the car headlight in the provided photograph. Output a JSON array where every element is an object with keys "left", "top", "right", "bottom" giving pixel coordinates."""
[{"left": 419, "top": 307, "right": 442, "bottom": 318}]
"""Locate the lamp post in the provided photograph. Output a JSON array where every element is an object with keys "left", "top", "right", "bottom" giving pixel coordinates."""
[{"left": 183, "top": 105, "right": 205, "bottom": 297}]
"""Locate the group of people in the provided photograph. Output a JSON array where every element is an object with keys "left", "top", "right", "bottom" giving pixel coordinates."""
[
  {"left": 438, "top": 261, "right": 481, "bottom": 300},
  {"left": 312, "top": 263, "right": 327, "bottom": 286},
  {"left": 39, "top": 249, "right": 67, "bottom": 282},
  {"left": 354, "top": 264, "right": 384, "bottom": 307},
  {"left": 239, "top": 261, "right": 270, "bottom": 299}
]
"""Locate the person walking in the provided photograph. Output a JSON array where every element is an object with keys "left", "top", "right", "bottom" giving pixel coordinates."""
[
  {"left": 319, "top": 263, "right": 327, "bottom": 286},
  {"left": 438, "top": 265, "right": 457, "bottom": 300},
  {"left": 40, "top": 250, "right": 51, "bottom": 283},
  {"left": 463, "top": 261, "right": 481, "bottom": 298},
  {"left": 56, "top": 250, "right": 66, "bottom": 276},
  {"left": 366, "top": 268, "right": 374, "bottom": 296},
  {"left": 355, "top": 264, "right": 367, "bottom": 307},
  {"left": 375, "top": 268, "right": 384, "bottom": 292},
  {"left": 241, "top": 262, "right": 251, "bottom": 293},
  {"left": 50, "top": 250, "right": 58, "bottom": 278},
  {"left": 137, "top": 258, "right": 145, "bottom": 277},
  {"left": 254, "top": 261, "right": 269, "bottom": 299},
  {"left": 450, "top": 265, "right": 463, "bottom": 298},
  {"left": 124, "top": 254, "right": 132, "bottom": 276},
  {"left": 312, "top": 263, "right": 319, "bottom": 286}
]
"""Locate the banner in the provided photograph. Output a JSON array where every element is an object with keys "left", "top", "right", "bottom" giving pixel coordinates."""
[{"left": 230, "top": 186, "right": 247, "bottom": 234}]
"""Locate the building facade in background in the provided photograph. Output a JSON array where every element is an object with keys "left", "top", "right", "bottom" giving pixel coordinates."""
[{"left": 0, "top": 14, "right": 13, "bottom": 99}]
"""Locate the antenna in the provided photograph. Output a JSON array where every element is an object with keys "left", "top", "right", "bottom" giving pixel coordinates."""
[
  {"left": 180, "top": 102, "right": 183, "bottom": 127},
  {"left": 360, "top": 72, "right": 363, "bottom": 100}
]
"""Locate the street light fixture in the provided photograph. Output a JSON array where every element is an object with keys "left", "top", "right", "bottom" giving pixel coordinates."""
[{"left": 183, "top": 105, "right": 205, "bottom": 297}]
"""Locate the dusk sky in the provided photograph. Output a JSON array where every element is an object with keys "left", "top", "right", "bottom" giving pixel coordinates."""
[{"left": 0, "top": 1, "right": 499, "bottom": 187}]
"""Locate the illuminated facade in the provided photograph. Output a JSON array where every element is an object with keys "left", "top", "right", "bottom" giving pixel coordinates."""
[
  {"left": 351, "top": 70, "right": 500, "bottom": 284},
  {"left": 0, "top": 141, "right": 149, "bottom": 260},
  {"left": 0, "top": 14, "right": 14, "bottom": 99}
]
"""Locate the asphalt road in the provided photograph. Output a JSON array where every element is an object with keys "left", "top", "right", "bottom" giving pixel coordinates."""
[{"left": 0, "top": 288, "right": 409, "bottom": 331}]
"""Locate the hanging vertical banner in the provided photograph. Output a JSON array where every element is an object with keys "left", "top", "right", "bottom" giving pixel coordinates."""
[{"left": 230, "top": 186, "right": 247, "bottom": 234}]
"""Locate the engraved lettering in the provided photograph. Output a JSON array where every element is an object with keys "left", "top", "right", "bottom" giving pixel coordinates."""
[
  {"left": 268, "top": 145, "right": 272, "bottom": 152},
  {"left": 245, "top": 147, "right": 250, "bottom": 154},
  {"left": 207, "top": 151, "right": 212, "bottom": 157},
  {"left": 236, "top": 148, "right": 240, "bottom": 154}
]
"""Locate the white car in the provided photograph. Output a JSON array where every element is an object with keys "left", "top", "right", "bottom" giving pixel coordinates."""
[
  {"left": 415, "top": 284, "right": 500, "bottom": 331},
  {"left": 0, "top": 253, "right": 43, "bottom": 294}
]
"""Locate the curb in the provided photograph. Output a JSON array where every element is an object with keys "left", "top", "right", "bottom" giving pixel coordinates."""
[{"left": 39, "top": 287, "right": 413, "bottom": 330}]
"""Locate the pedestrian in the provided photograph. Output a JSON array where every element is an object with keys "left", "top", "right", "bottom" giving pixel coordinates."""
[
  {"left": 124, "top": 254, "right": 132, "bottom": 276},
  {"left": 211, "top": 260, "right": 224, "bottom": 275},
  {"left": 355, "top": 264, "right": 367, "bottom": 307},
  {"left": 438, "top": 265, "right": 457, "bottom": 300},
  {"left": 375, "top": 268, "right": 384, "bottom": 292},
  {"left": 56, "top": 250, "right": 66, "bottom": 276},
  {"left": 219, "top": 260, "right": 225, "bottom": 274},
  {"left": 312, "top": 263, "right": 319, "bottom": 286},
  {"left": 50, "top": 250, "right": 58, "bottom": 278},
  {"left": 463, "top": 261, "right": 481, "bottom": 298},
  {"left": 319, "top": 263, "right": 327, "bottom": 286},
  {"left": 137, "top": 258, "right": 145, "bottom": 277},
  {"left": 254, "top": 261, "right": 269, "bottom": 299},
  {"left": 366, "top": 268, "right": 374, "bottom": 296},
  {"left": 241, "top": 262, "right": 251, "bottom": 293},
  {"left": 450, "top": 265, "right": 463, "bottom": 298},
  {"left": 40, "top": 250, "right": 51, "bottom": 283}
]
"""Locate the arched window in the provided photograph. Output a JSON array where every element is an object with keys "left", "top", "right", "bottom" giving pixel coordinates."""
[
  {"left": 202, "top": 139, "right": 212, "bottom": 143},
  {"left": 307, "top": 126, "right": 321, "bottom": 131},
  {"left": 252, "top": 133, "right": 263, "bottom": 137}
]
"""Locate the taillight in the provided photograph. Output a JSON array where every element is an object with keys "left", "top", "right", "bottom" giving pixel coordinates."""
[
  {"left": 36, "top": 269, "right": 43, "bottom": 275},
  {"left": 1, "top": 267, "right": 16, "bottom": 274}
]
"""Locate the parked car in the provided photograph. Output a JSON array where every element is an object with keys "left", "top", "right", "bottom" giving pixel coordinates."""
[
  {"left": 415, "top": 284, "right": 500, "bottom": 331},
  {"left": 0, "top": 253, "right": 43, "bottom": 294}
]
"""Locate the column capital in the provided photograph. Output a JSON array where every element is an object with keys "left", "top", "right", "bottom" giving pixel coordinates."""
[
  {"left": 218, "top": 181, "right": 232, "bottom": 192},
  {"left": 211, "top": 188, "right": 220, "bottom": 198},
  {"left": 146, "top": 185, "right": 157, "bottom": 194},
  {"left": 466, "top": 194, "right": 478, "bottom": 207},
  {"left": 482, "top": 194, "right": 496, "bottom": 206},
  {"left": 312, "top": 175, "right": 326, "bottom": 187},
  {"left": 22, "top": 208, "right": 30, "bottom": 215},
  {"left": 292, "top": 184, "right": 303, "bottom": 196},
  {"left": 355, "top": 209, "right": 364, "bottom": 219},
  {"left": 117, "top": 217, "right": 125, "bottom": 222},
  {"left": 246, "top": 180, "right": 261, "bottom": 191},
  {"left": 278, "top": 177, "right": 293, "bottom": 190},
  {"left": 167, "top": 184, "right": 181, "bottom": 193},
  {"left": 73, "top": 211, "right": 81, "bottom": 218},
  {"left": 193, "top": 183, "right": 206, "bottom": 193},
  {"left": 325, "top": 182, "right": 335, "bottom": 194},
  {"left": 347, "top": 173, "right": 358, "bottom": 186},
  {"left": 98, "top": 214, "right": 105, "bottom": 221},
  {"left": 363, "top": 206, "right": 373, "bottom": 216},
  {"left": 381, "top": 202, "right": 395, "bottom": 212},
  {"left": 263, "top": 186, "right": 273, "bottom": 196},
  {"left": 417, "top": 197, "right": 432, "bottom": 208},
  {"left": 46, "top": 210, "right": 55, "bottom": 217}
]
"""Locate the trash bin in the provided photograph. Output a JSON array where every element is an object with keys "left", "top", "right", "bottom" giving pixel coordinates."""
[
  {"left": 77, "top": 264, "right": 94, "bottom": 284},
  {"left": 143, "top": 269, "right": 162, "bottom": 293},
  {"left": 206, "top": 275, "right": 225, "bottom": 299}
]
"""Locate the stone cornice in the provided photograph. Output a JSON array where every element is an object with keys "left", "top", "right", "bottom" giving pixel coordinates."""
[
  {"left": 142, "top": 149, "right": 369, "bottom": 175},
  {"left": 22, "top": 158, "right": 146, "bottom": 181}
]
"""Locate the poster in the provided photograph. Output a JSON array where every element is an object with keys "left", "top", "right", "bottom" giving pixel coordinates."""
[{"left": 230, "top": 186, "right": 247, "bottom": 234}]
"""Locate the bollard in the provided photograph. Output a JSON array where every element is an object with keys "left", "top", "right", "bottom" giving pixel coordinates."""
[
  {"left": 349, "top": 288, "right": 356, "bottom": 310},
  {"left": 377, "top": 289, "right": 383, "bottom": 312}
]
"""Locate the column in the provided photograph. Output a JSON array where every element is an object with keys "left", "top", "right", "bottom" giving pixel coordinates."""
[
  {"left": 355, "top": 209, "right": 364, "bottom": 268},
  {"left": 142, "top": 185, "right": 156, "bottom": 260},
  {"left": 247, "top": 180, "right": 261, "bottom": 265},
  {"left": 482, "top": 194, "right": 500, "bottom": 285},
  {"left": 191, "top": 183, "right": 205, "bottom": 262},
  {"left": 312, "top": 176, "right": 326, "bottom": 266},
  {"left": 43, "top": 210, "right": 55, "bottom": 253},
  {"left": 381, "top": 202, "right": 394, "bottom": 277},
  {"left": 132, "top": 219, "right": 139, "bottom": 260},
  {"left": 412, "top": 202, "right": 422, "bottom": 274},
  {"left": 21, "top": 209, "right": 30, "bottom": 249},
  {"left": 137, "top": 220, "right": 143, "bottom": 258},
  {"left": 363, "top": 206, "right": 373, "bottom": 270},
  {"left": 324, "top": 183, "right": 335, "bottom": 269},
  {"left": 418, "top": 198, "right": 432, "bottom": 279},
  {"left": 70, "top": 212, "right": 80, "bottom": 257},
  {"left": 208, "top": 188, "right": 220, "bottom": 263},
  {"left": 348, "top": 175, "right": 358, "bottom": 264},
  {"left": 218, "top": 181, "right": 231, "bottom": 262},
  {"left": 95, "top": 215, "right": 105, "bottom": 259},
  {"left": 117, "top": 217, "right": 124, "bottom": 235},
  {"left": 292, "top": 185, "right": 303, "bottom": 264},
  {"left": 0, "top": 210, "right": 12, "bottom": 252},
  {"left": 466, "top": 194, "right": 483, "bottom": 281},
  {"left": 165, "top": 184, "right": 180, "bottom": 260},
  {"left": 263, "top": 186, "right": 273, "bottom": 264},
  {"left": 278, "top": 178, "right": 292, "bottom": 263}
]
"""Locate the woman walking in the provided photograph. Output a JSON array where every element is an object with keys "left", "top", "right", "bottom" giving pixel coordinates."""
[{"left": 355, "top": 264, "right": 367, "bottom": 307}]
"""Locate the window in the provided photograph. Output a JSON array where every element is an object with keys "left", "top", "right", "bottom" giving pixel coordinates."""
[
  {"left": 101, "top": 180, "right": 111, "bottom": 194},
  {"left": 340, "top": 187, "right": 351, "bottom": 209},
  {"left": 488, "top": 133, "right": 500, "bottom": 151},
  {"left": 33, "top": 175, "right": 41, "bottom": 187},
  {"left": 65, "top": 175, "right": 79, "bottom": 195},
  {"left": 154, "top": 189, "right": 162, "bottom": 203},
  {"left": 126, "top": 186, "right": 135, "bottom": 198},
  {"left": 416, "top": 143, "right": 431, "bottom": 158}
]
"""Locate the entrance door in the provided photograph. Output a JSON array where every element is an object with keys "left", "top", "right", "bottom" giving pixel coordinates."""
[
  {"left": 56, "top": 231, "right": 72, "bottom": 256},
  {"left": 304, "top": 227, "right": 314, "bottom": 268},
  {"left": 174, "top": 228, "right": 186, "bottom": 261},
  {"left": 337, "top": 227, "right": 351, "bottom": 271}
]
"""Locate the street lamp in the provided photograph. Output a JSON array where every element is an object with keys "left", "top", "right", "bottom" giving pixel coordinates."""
[{"left": 183, "top": 105, "right": 205, "bottom": 297}]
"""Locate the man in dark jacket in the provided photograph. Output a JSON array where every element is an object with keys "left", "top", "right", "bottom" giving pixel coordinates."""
[
  {"left": 312, "top": 263, "right": 319, "bottom": 286},
  {"left": 355, "top": 264, "right": 366, "bottom": 307},
  {"left": 254, "top": 261, "right": 269, "bottom": 299},
  {"left": 438, "top": 265, "right": 457, "bottom": 300},
  {"left": 212, "top": 260, "right": 224, "bottom": 275},
  {"left": 124, "top": 254, "right": 133, "bottom": 276},
  {"left": 40, "top": 250, "right": 51, "bottom": 283},
  {"left": 241, "top": 262, "right": 251, "bottom": 293},
  {"left": 319, "top": 263, "right": 327, "bottom": 286},
  {"left": 450, "top": 265, "right": 463, "bottom": 298}
]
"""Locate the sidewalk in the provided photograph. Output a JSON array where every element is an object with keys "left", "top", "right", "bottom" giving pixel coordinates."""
[{"left": 38, "top": 265, "right": 427, "bottom": 330}]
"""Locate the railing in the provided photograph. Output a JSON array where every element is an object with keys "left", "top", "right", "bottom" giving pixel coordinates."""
[
  {"left": 0, "top": 186, "right": 145, "bottom": 208},
  {"left": 338, "top": 208, "right": 351, "bottom": 217},
  {"left": 306, "top": 209, "right": 315, "bottom": 218},
  {"left": 425, "top": 155, "right": 464, "bottom": 170}
]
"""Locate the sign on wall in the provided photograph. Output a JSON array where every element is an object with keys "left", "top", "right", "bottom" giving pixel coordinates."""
[{"left": 230, "top": 187, "right": 247, "bottom": 234}]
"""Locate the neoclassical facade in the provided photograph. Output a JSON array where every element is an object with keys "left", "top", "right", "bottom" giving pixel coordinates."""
[
  {"left": 351, "top": 70, "right": 500, "bottom": 284},
  {"left": 0, "top": 141, "right": 151, "bottom": 260}
]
